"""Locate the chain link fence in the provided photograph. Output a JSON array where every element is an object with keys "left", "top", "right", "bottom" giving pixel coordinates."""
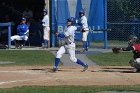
[
  {"left": 55, "top": 0, "right": 140, "bottom": 49},
  {"left": 107, "top": 0, "right": 140, "bottom": 48}
]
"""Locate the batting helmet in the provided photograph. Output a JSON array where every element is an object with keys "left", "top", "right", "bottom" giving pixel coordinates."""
[
  {"left": 79, "top": 10, "right": 85, "bottom": 16},
  {"left": 67, "top": 17, "right": 76, "bottom": 25},
  {"left": 43, "top": 9, "right": 48, "bottom": 14}
]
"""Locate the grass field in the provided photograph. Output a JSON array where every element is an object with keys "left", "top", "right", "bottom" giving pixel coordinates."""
[
  {"left": 0, "top": 50, "right": 138, "bottom": 93},
  {"left": 0, "top": 50, "right": 55, "bottom": 66},
  {"left": 87, "top": 52, "right": 133, "bottom": 66},
  {"left": 0, "top": 50, "right": 133, "bottom": 66},
  {"left": 1, "top": 85, "right": 140, "bottom": 93}
]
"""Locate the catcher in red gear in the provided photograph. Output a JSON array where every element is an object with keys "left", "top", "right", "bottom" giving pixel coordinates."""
[{"left": 112, "top": 35, "right": 140, "bottom": 72}]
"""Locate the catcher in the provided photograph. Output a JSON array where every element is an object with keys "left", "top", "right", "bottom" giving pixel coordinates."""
[{"left": 112, "top": 35, "right": 140, "bottom": 72}]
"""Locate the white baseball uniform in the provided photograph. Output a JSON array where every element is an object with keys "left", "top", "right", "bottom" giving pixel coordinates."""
[
  {"left": 42, "top": 14, "right": 50, "bottom": 40},
  {"left": 79, "top": 15, "right": 89, "bottom": 41},
  {"left": 56, "top": 25, "right": 78, "bottom": 62}
]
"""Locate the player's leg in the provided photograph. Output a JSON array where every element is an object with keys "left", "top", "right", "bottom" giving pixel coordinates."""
[
  {"left": 20, "top": 35, "right": 28, "bottom": 48},
  {"left": 11, "top": 35, "right": 21, "bottom": 48},
  {"left": 68, "top": 43, "right": 88, "bottom": 71},
  {"left": 53, "top": 46, "right": 66, "bottom": 72},
  {"left": 129, "top": 58, "right": 140, "bottom": 72},
  {"left": 82, "top": 31, "right": 89, "bottom": 52},
  {"left": 43, "top": 27, "right": 50, "bottom": 48}
]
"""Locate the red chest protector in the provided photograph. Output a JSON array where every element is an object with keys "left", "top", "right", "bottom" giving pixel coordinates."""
[{"left": 133, "top": 44, "right": 140, "bottom": 52}]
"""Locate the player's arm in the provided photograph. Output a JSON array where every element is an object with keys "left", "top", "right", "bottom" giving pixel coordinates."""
[
  {"left": 122, "top": 46, "right": 134, "bottom": 51},
  {"left": 112, "top": 46, "right": 134, "bottom": 54},
  {"left": 23, "top": 25, "right": 29, "bottom": 35},
  {"left": 55, "top": 32, "right": 66, "bottom": 38}
]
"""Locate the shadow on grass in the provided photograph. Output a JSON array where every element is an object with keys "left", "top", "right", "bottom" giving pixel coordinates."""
[{"left": 91, "top": 67, "right": 138, "bottom": 73}]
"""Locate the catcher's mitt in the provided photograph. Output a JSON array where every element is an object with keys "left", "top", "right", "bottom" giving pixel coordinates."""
[{"left": 112, "top": 47, "right": 121, "bottom": 54}]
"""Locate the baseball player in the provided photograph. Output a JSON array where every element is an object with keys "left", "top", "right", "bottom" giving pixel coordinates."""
[
  {"left": 53, "top": 17, "right": 88, "bottom": 72},
  {"left": 11, "top": 17, "right": 29, "bottom": 48},
  {"left": 42, "top": 8, "right": 50, "bottom": 48},
  {"left": 77, "top": 10, "right": 89, "bottom": 52},
  {"left": 113, "top": 35, "right": 140, "bottom": 72}
]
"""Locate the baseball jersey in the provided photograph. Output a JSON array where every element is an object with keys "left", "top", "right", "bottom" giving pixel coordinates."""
[
  {"left": 79, "top": 16, "right": 89, "bottom": 30},
  {"left": 42, "top": 15, "right": 49, "bottom": 27},
  {"left": 63, "top": 25, "right": 77, "bottom": 44},
  {"left": 17, "top": 23, "right": 29, "bottom": 36},
  {"left": 133, "top": 44, "right": 140, "bottom": 52}
]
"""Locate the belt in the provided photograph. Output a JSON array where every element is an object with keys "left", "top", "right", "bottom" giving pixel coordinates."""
[{"left": 65, "top": 42, "right": 74, "bottom": 45}]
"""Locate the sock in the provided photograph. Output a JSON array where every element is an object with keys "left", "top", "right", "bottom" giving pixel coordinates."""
[
  {"left": 22, "top": 40, "right": 26, "bottom": 46},
  {"left": 13, "top": 40, "right": 17, "bottom": 46},
  {"left": 54, "top": 58, "right": 60, "bottom": 68},
  {"left": 76, "top": 59, "right": 86, "bottom": 67},
  {"left": 44, "top": 40, "right": 48, "bottom": 47},
  {"left": 86, "top": 41, "right": 88, "bottom": 49},
  {"left": 83, "top": 41, "right": 87, "bottom": 49}
]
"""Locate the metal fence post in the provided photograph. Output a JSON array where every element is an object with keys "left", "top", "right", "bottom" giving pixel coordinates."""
[
  {"left": 8, "top": 22, "right": 11, "bottom": 49},
  {"left": 104, "top": 0, "right": 108, "bottom": 49}
]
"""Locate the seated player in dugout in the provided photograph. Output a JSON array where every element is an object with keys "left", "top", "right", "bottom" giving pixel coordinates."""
[
  {"left": 11, "top": 17, "right": 29, "bottom": 49},
  {"left": 113, "top": 35, "right": 140, "bottom": 72}
]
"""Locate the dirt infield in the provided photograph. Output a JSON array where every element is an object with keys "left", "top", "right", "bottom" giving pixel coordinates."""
[{"left": 0, "top": 66, "right": 140, "bottom": 88}]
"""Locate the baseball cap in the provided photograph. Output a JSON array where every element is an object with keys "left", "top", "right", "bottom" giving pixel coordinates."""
[{"left": 22, "top": 17, "right": 26, "bottom": 21}]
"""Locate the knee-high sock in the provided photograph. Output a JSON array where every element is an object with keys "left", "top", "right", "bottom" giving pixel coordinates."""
[
  {"left": 22, "top": 40, "right": 26, "bottom": 46},
  {"left": 86, "top": 41, "right": 88, "bottom": 48},
  {"left": 76, "top": 59, "right": 86, "bottom": 67},
  {"left": 83, "top": 41, "right": 87, "bottom": 49},
  {"left": 13, "top": 40, "right": 16, "bottom": 46},
  {"left": 54, "top": 58, "right": 60, "bottom": 68},
  {"left": 44, "top": 40, "right": 48, "bottom": 47}
]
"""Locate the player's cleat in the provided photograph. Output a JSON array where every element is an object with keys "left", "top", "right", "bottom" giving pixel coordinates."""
[
  {"left": 82, "top": 48, "right": 88, "bottom": 52},
  {"left": 82, "top": 64, "right": 88, "bottom": 72},
  {"left": 42, "top": 46, "right": 48, "bottom": 49},
  {"left": 133, "top": 68, "right": 140, "bottom": 72},
  {"left": 52, "top": 68, "right": 58, "bottom": 72},
  {"left": 85, "top": 48, "right": 88, "bottom": 51}
]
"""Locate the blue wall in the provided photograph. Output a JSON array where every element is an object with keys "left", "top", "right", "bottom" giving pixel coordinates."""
[{"left": 56, "top": 0, "right": 106, "bottom": 41}]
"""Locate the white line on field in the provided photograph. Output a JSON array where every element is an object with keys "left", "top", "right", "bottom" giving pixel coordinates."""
[{"left": 0, "top": 77, "right": 51, "bottom": 85}]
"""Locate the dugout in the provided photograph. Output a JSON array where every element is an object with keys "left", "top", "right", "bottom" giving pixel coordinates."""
[{"left": 0, "top": 0, "right": 47, "bottom": 46}]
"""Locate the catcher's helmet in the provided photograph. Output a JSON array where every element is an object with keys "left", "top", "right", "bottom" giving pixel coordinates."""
[
  {"left": 67, "top": 17, "right": 76, "bottom": 25},
  {"left": 128, "top": 35, "right": 138, "bottom": 46}
]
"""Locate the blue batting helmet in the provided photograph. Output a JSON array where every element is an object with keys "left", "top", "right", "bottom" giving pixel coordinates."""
[
  {"left": 43, "top": 9, "right": 48, "bottom": 14},
  {"left": 79, "top": 10, "right": 85, "bottom": 15},
  {"left": 67, "top": 17, "right": 76, "bottom": 25}
]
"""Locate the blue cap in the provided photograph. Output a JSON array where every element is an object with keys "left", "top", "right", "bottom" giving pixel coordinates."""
[
  {"left": 43, "top": 9, "right": 48, "bottom": 14},
  {"left": 67, "top": 17, "right": 76, "bottom": 24},
  {"left": 22, "top": 17, "right": 26, "bottom": 21}
]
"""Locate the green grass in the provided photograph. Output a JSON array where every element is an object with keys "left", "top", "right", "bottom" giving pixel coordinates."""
[
  {"left": 1, "top": 85, "right": 140, "bottom": 93},
  {"left": 87, "top": 52, "right": 133, "bottom": 66},
  {"left": 0, "top": 50, "right": 55, "bottom": 66}
]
